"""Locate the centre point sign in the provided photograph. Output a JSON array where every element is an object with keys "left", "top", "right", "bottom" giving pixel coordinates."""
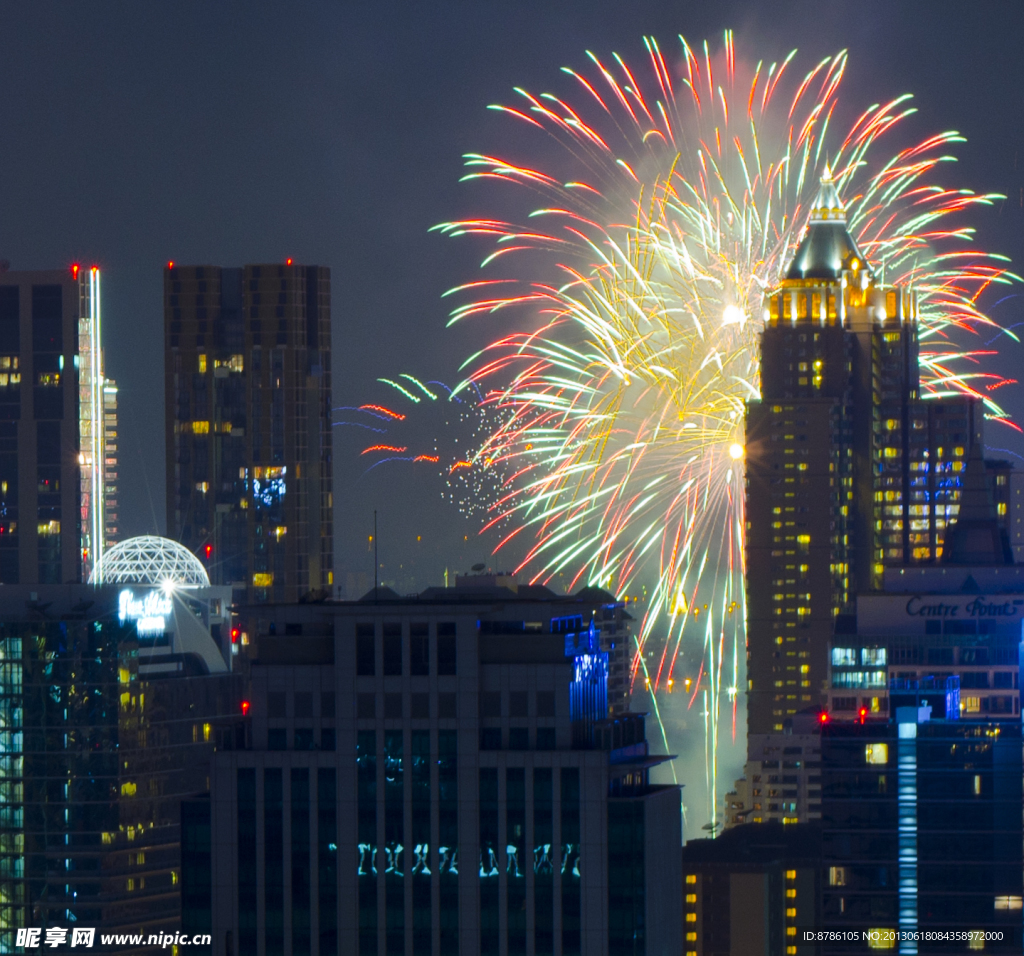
[
  {"left": 857, "top": 593, "right": 1024, "bottom": 637},
  {"left": 118, "top": 589, "right": 173, "bottom": 635}
]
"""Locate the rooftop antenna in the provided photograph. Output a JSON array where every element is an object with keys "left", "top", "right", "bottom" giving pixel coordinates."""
[{"left": 374, "top": 510, "right": 378, "bottom": 603}]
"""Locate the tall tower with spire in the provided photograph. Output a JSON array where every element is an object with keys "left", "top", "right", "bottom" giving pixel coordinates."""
[{"left": 744, "top": 171, "right": 991, "bottom": 734}]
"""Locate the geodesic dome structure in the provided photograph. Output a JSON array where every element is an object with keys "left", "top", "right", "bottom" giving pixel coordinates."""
[{"left": 89, "top": 535, "right": 211, "bottom": 587}]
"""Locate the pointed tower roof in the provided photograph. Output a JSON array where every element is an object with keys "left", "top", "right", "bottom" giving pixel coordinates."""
[
  {"left": 784, "top": 168, "right": 870, "bottom": 281},
  {"left": 941, "top": 442, "right": 1014, "bottom": 566}
]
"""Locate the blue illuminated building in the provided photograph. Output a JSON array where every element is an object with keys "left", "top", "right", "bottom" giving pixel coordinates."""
[{"left": 200, "top": 580, "right": 682, "bottom": 955}]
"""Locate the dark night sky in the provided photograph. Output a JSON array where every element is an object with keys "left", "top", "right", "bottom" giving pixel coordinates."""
[{"left": 1, "top": 0, "right": 1022, "bottom": 827}]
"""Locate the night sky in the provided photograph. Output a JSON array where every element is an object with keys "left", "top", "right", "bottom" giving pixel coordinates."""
[{"left": 1, "top": 1, "right": 1021, "bottom": 830}]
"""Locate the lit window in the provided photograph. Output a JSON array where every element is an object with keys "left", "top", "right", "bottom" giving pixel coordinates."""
[
  {"left": 866, "top": 930, "right": 895, "bottom": 950},
  {"left": 862, "top": 647, "right": 886, "bottom": 666},
  {"left": 252, "top": 572, "right": 274, "bottom": 588},
  {"left": 685, "top": 894, "right": 696, "bottom": 903},
  {"left": 865, "top": 744, "right": 888, "bottom": 765},
  {"left": 37, "top": 520, "right": 60, "bottom": 537},
  {"left": 203, "top": 722, "right": 211, "bottom": 742},
  {"left": 786, "top": 907, "right": 797, "bottom": 918},
  {"left": 994, "top": 896, "right": 1023, "bottom": 910},
  {"left": 786, "top": 889, "right": 796, "bottom": 899},
  {"left": 829, "top": 866, "right": 846, "bottom": 886},
  {"left": 964, "top": 696, "right": 981, "bottom": 714},
  {"left": 191, "top": 421, "right": 210, "bottom": 434},
  {"left": 831, "top": 647, "right": 856, "bottom": 667},
  {"left": 685, "top": 874, "right": 696, "bottom": 884},
  {"left": 198, "top": 354, "right": 207, "bottom": 373},
  {"left": 785, "top": 869, "right": 796, "bottom": 880},
  {"left": 685, "top": 913, "right": 697, "bottom": 923}
]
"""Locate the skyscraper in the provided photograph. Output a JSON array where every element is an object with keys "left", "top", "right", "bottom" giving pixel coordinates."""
[
  {"left": 163, "top": 263, "right": 333, "bottom": 603},
  {"left": 744, "top": 173, "right": 1003, "bottom": 735},
  {"left": 0, "top": 265, "right": 107, "bottom": 585}
]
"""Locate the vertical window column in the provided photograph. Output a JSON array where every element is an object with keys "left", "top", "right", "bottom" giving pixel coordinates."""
[
  {"left": 437, "top": 731, "right": 459, "bottom": 956},
  {"left": 384, "top": 731, "right": 404, "bottom": 954},
  {"left": 507, "top": 769, "right": 526, "bottom": 955},
  {"left": 411, "top": 731, "right": 431, "bottom": 954},
  {"left": 560, "top": 768, "right": 581, "bottom": 956},
  {"left": 264, "top": 769, "right": 284, "bottom": 956},
  {"left": 479, "top": 768, "right": 499, "bottom": 956},
  {"left": 317, "top": 768, "right": 338, "bottom": 956},
  {"left": 533, "top": 769, "right": 554, "bottom": 955},
  {"left": 357, "top": 731, "right": 377, "bottom": 955},
  {"left": 290, "top": 769, "right": 310, "bottom": 956},
  {"left": 237, "top": 769, "right": 257, "bottom": 953}
]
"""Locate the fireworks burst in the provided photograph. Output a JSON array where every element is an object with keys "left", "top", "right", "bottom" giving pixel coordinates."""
[{"left": 424, "top": 32, "right": 1018, "bottom": 825}]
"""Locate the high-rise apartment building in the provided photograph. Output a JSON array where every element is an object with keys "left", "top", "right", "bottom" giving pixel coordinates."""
[
  {"left": 0, "top": 266, "right": 107, "bottom": 586},
  {"left": 744, "top": 173, "right": 1004, "bottom": 734},
  {"left": 163, "top": 263, "right": 333, "bottom": 603}
]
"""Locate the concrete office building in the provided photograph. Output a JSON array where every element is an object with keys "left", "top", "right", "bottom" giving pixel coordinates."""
[
  {"left": 198, "top": 583, "right": 681, "bottom": 956},
  {"left": 163, "top": 263, "right": 333, "bottom": 604},
  {"left": 745, "top": 171, "right": 1011, "bottom": 736}
]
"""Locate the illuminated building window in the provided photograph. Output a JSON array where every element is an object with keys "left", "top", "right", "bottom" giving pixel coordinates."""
[
  {"left": 192, "top": 421, "right": 210, "bottom": 434},
  {"left": 829, "top": 866, "right": 846, "bottom": 886},
  {"left": 785, "top": 869, "right": 796, "bottom": 880},
  {"left": 786, "top": 907, "right": 796, "bottom": 918},
  {"left": 198, "top": 354, "right": 207, "bottom": 373},
  {"left": 964, "top": 696, "right": 981, "bottom": 714},
  {"left": 685, "top": 874, "right": 696, "bottom": 884},
  {"left": 865, "top": 744, "right": 888, "bottom": 765},
  {"left": 252, "top": 572, "right": 274, "bottom": 588},
  {"left": 994, "top": 896, "right": 1022, "bottom": 910},
  {"left": 685, "top": 893, "right": 696, "bottom": 903},
  {"left": 37, "top": 521, "right": 60, "bottom": 536},
  {"left": 685, "top": 913, "right": 696, "bottom": 923},
  {"left": 867, "top": 930, "right": 895, "bottom": 950},
  {"left": 36, "top": 372, "right": 60, "bottom": 387}
]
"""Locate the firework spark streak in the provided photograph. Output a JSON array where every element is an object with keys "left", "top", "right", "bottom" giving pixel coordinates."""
[{"left": 424, "top": 32, "right": 1018, "bottom": 827}]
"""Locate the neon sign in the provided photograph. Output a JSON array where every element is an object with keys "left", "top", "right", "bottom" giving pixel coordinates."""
[{"left": 118, "top": 589, "right": 172, "bottom": 635}]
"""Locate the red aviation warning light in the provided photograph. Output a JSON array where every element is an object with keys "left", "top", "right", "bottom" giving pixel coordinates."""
[
  {"left": 819, "top": 710, "right": 830, "bottom": 725},
  {"left": 240, "top": 700, "right": 250, "bottom": 716},
  {"left": 71, "top": 264, "right": 79, "bottom": 279},
  {"left": 286, "top": 258, "right": 293, "bottom": 266},
  {"left": 203, "top": 543, "right": 213, "bottom": 561},
  {"left": 231, "top": 627, "right": 240, "bottom": 644},
  {"left": 858, "top": 707, "right": 868, "bottom": 724}
]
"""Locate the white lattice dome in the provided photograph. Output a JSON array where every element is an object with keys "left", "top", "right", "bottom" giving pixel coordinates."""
[{"left": 89, "top": 535, "right": 211, "bottom": 587}]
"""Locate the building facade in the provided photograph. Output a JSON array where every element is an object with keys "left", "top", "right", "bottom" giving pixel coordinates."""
[
  {"left": 820, "top": 708, "right": 1022, "bottom": 953},
  {"left": 103, "top": 379, "right": 119, "bottom": 546},
  {"left": 745, "top": 173, "right": 1008, "bottom": 735},
  {"left": 163, "top": 263, "right": 333, "bottom": 603},
  {"left": 0, "top": 266, "right": 109, "bottom": 586},
  {"left": 681, "top": 822, "right": 820, "bottom": 956},
  {"left": 0, "top": 584, "right": 243, "bottom": 951},
  {"left": 202, "top": 585, "right": 681, "bottom": 956}
]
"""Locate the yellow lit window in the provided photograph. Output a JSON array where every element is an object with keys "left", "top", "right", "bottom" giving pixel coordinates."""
[
  {"left": 786, "top": 926, "right": 797, "bottom": 936},
  {"left": 865, "top": 743, "right": 888, "bottom": 765},
  {"left": 994, "top": 896, "right": 1022, "bottom": 910},
  {"left": 685, "top": 874, "right": 696, "bottom": 884},
  {"left": 195, "top": 482, "right": 209, "bottom": 493},
  {"left": 36, "top": 372, "right": 60, "bottom": 386},
  {"left": 964, "top": 696, "right": 981, "bottom": 714},
  {"left": 867, "top": 929, "right": 896, "bottom": 950},
  {"left": 998, "top": 502, "right": 1007, "bottom": 515},
  {"left": 685, "top": 913, "right": 697, "bottom": 922},
  {"left": 37, "top": 520, "right": 60, "bottom": 536},
  {"left": 198, "top": 354, "right": 207, "bottom": 373},
  {"left": 273, "top": 525, "right": 287, "bottom": 541},
  {"left": 786, "top": 907, "right": 797, "bottom": 917},
  {"left": 121, "top": 781, "right": 137, "bottom": 797},
  {"left": 252, "top": 572, "right": 274, "bottom": 588},
  {"left": 685, "top": 894, "right": 696, "bottom": 903},
  {"left": 127, "top": 878, "right": 135, "bottom": 892},
  {"left": 786, "top": 889, "right": 796, "bottom": 899},
  {"left": 203, "top": 722, "right": 211, "bottom": 742},
  {"left": 787, "top": 948, "right": 797, "bottom": 956},
  {"left": 172, "top": 870, "right": 179, "bottom": 885},
  {"left": 785, "top": 869, "right": 796, "bottom": 880},
  {"left": 829, "top": 866, "right": 846, "bottom": 886},
  {"left": 192, "top": 420, "right": 210, "bottom": 434}
]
